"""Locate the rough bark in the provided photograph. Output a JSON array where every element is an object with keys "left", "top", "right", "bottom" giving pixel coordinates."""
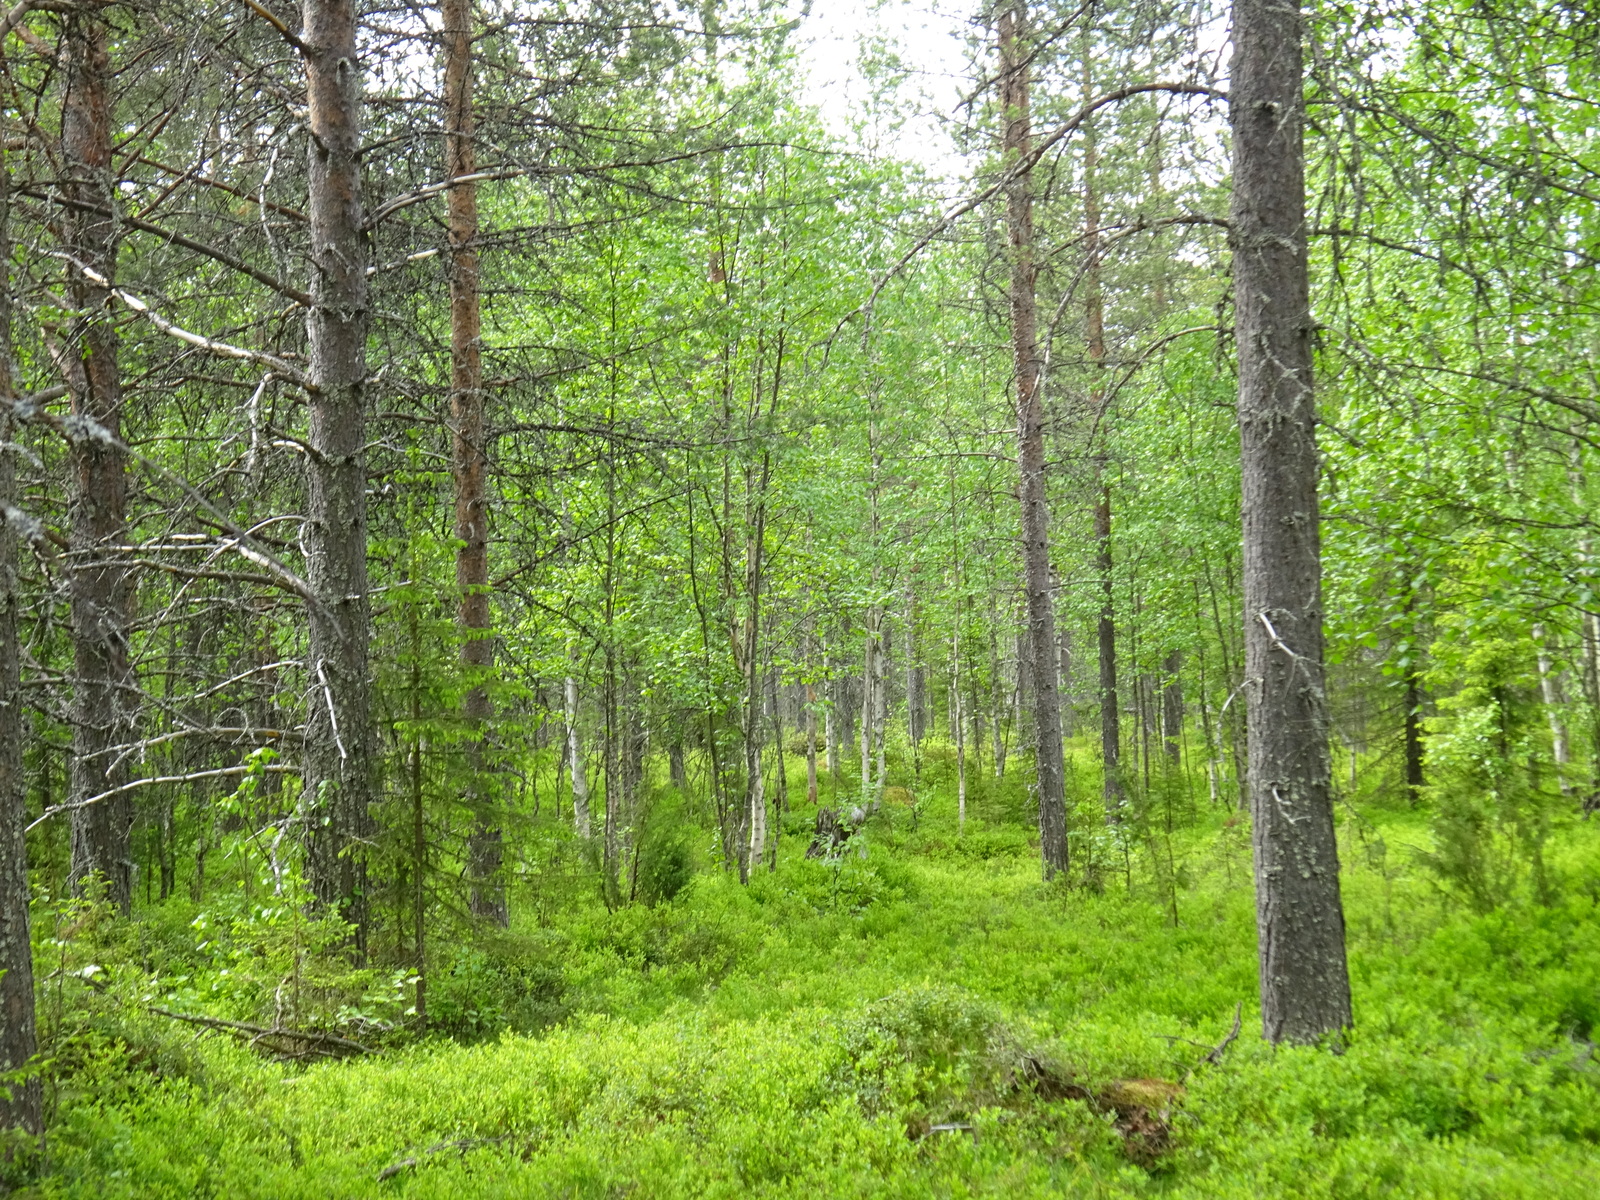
[
  {"left": 1403, "top": 667, "right": 1425, "bottom": 804},
  {"left": 301, "top": 0, "right": 375, "bottom": 950},
  {"left": 1081, "top": 43, "right": 1123, "bottom": 820},
  {"left": 1231, "top": 0, "right": 1352, "bottom": 1043},
  {"left": 999, "top": 2, "right": 1069, "bottom": 878},
  {"left": 62, "top": 11, "right": 134, "bottom": 911},
  {"left": 442, "top": 0, "right": 505, "bottom": 925},
  {"left": 669, "top": 737, "right": 688, "bottom": 794},
  {"left": 0, "top": 157, "right": 41, "bottom": 1138},
  {"left": 1163, "top": 649, "right": 1184, "bottom": 766}
]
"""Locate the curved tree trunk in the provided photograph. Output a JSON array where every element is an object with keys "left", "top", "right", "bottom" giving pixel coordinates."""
[
  {"left": 1231, "top": 0, "right": 1352, "bottom": 1044},
  {"left": 999, "top": 2, "right": 1068, "bottom": 879},
  {"left": 301, "top": 0, "right": 375, "bottom": 953}
]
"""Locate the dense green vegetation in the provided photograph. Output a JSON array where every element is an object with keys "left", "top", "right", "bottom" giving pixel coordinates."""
[
  {"left": 20, "top": 752, "right": 1600, "bottom": 1196},
  {"left": 4, "top": 0, "right": 1600, "bottom": 1193}
]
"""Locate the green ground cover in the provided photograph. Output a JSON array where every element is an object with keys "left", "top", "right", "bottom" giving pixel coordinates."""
[{"left": 11, "top": 770, "right": 1600, "bottom": 1198}]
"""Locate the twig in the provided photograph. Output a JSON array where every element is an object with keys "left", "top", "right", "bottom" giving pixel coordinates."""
[
  {"left": 26, "top": 764, "right": 300, "bottom": 832},
  {"left": 316, "top": 659, "right": 348, "bottom": 761},
  {"left": 1204, "top": 1002, "right": 1243, "bottom": 1065},
  {"left": 148, "top": 1006, "right": 377, "bottom": 1057},
  {"left": 1257, "top": 610, "right": 1308, "bottom": 661},
  {"left": 1182, "top": 1002, "right": 1244, "bottom": 1084},
  {"left": 377, "top": 1136, "right": 510, "bottom": 1182}
]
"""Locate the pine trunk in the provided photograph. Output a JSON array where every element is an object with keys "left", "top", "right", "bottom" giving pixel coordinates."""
[
  {"left": 1231, "top": 0, "right": 1352, "bottom": 1043},
  {"left": 302, "top": 0, "right": 375, "bottom": 951},
  {"left": 62, "top": 12, "right": 134, "bottom": 911},
  {"left": 0, "top": 159, "right": 41, "bottom": 1137},
  {"left": 443, "top": 0, "right": 505, "bottom": 925},
  {"left": 999, "top": 2, "right": 1068, "bottom": 878}
]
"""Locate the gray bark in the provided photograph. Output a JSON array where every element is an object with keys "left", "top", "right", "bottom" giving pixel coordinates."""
[
  {"left": 999, "top": 2, "right": 1068, "bottom": 878},
  {"left": 0, "top": 154, "right": 41, "bottom": 1137},
  {"left": 565, "top": 663, "right": 591, "bottom": 838},
  {"left": 62, "top": 12, "right": 134, "bottom": 911},
  {"left": 1231, "top": 0, "right": 1352, "bottom": 1043},
  {"left": 1162, "top": 649, "right": 1184, "bottom": 766},
  {"left": 301, "top": 0, "right": 375, "bottom": 950}
]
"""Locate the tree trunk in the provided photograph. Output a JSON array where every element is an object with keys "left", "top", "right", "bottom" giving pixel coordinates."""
[
  {"left": 62, "top": 11, "right": 134, "bottom": 912},
  {"left": 301, "top": 0, "right": 375, "bottom": 951},
  {"left": 824, "top": 653, "right": 838, "bottom": 781},
  {"left": 0, "top": 157, "right": 41, "bottom": 1138},
  {"left": 1231, "top": 0, "right": 1351, "bottom": 1044},
  {"left": 1403, "top": 667, "right": 1425, "bottom": 803},
  {"left": 954, "top": 627, "right": 968, "bottom": 834},
  {"left": 1162, "top": 649, "right": 1184, "bottom": 766},
  {"left": 565, "top": 659, "right": 591, "bottom": 839},
  {"left": 1079, "top": 42, "right": 1123, "bottom": 821},
  {"left": 1058, "top": 611, "right": 1074, "bottom": 738},
  {"left": 769, "top": 671, "right": 786, "bottom": 870},
  {"left": 1533, "top": 624, "right": 1571, "bottom": 794},
  {"left": 860, "top": 612, "right": 878, "bottom": 802},
  {"left": 999, "top": 2, "right": 1068, "bottom": 879},
  {"left": 804, "top": 683, "right": 818, "bottom": 804},
  {"left": 443, "top": 0, "right": 505, "bottom": 925},
  {"left": 669, "top": 737, "right": 688, "bottom": 794}
]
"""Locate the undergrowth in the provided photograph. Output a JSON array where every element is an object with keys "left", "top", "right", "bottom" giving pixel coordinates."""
[{"left": 7, "top": 775, "right": 1600, "bottom": 1198}]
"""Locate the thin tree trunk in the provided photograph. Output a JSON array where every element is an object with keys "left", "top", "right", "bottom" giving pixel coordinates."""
[
  {"left": 301, "top": 0, "right": 375, "bottom": 952},
  {"left": 770, "top": 671, "right": 787, "bottom": 870},
  {"left": 954, "top": 628, "right": 968, "bottom": 835},
  {"left": 62, "top": 11, "right": 134, "bottom": 912},
  {"left": 1080, "top": 40, "right": 1122, "bottom": 821},
  {"left": 442, "top": 0, "right": 505, "bottom": 926},
  {"left": 1403, "top": 667, "right": 1425, "bottom": 803},
  {"left": 805, "top": 683, "right": 819, "bottom": 804},
  {"left": 0, "top": 156, "right": 41, "bottom": 1138},
  {"left": 669, "top": 736, "right": 688, "bottom": 794},
  {"left": 564, "top": 661, "right": 591, "bottom": 839},
  {"left": 409, "top": 608, "right": 427, "bottom": 1029},
  {"left": 824, "top": 652, "right": 838, "bottom": 781},
  {"left": 861, "top": 613, "right": 878, "bottom": 801},
  {"left": 1058, "top": 608, "right": 1074, "bottom": 739},
  {"left": 999, "top": 2, "right": 1068, "bottom": 878},
  {"left": 1533, "top": 624, "right": 1571, "bottom": 793},
  {"left": 1162, "top": 650, "right": 1183, "bottom": 766},
  {"left": 1231, "top": 0, "right": 1351, "bottom": 1044},
  {"left": 874, "top": 616, "right": 889, "bottom": 797}
]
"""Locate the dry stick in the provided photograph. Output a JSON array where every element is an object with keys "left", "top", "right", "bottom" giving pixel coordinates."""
[
  {"left": 4, "top": 387, "right": 324, "bottom": 614},
  {"left": 377, "top": 1136, "right": 511, "bottom": 1183},
  {"left": 24, "top": 188, "right": 311, "bottom": 305},
  {"left": 1204, "top": 1002, "right": 1244, "bottom": 1066},
  {"left": 147, "top": 1006, "right": 376, "bottom": 1057},
  {"left": 0, "top": 0, "right": 71, "bottom": 43},
  {"left": 844, "top": 81, "right": 1227, "bottom": 333},
  {"left": 60, "top": 259, "right": 312, "bottom": 386},
  {"left": 26, "top": 764, "right": 300, "bottom": 832},
  {"left": 1176, "top": 1001, "right": 1245, "bottom": 1085}
]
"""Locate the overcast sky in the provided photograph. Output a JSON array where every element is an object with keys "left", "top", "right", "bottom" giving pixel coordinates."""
[{"left": 792, "top": 0, "right": 975, "bottom": 180}]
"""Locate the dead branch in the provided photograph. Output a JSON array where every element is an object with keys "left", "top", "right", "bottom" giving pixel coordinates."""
[{"left": 147, "top": 1006, "right": 377, "bottom": 1059}]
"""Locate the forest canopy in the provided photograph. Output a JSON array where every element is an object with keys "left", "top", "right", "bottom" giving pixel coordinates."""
[{"left": 1, "top": 0, "right": 1598, "bottom": 1195}]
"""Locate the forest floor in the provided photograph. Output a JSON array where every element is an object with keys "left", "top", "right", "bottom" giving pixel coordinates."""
[{"left": 15, "top": 763, "right": 1600, "bottom": 1198}]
